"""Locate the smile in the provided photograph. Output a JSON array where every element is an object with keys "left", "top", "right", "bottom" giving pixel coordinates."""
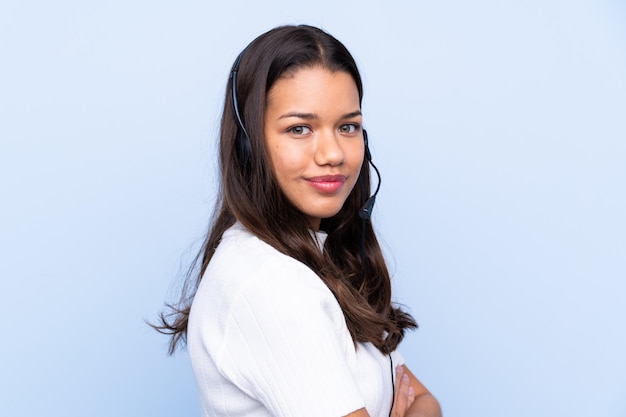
[{"left": 305, "top": 175, "right": 347, "bottom": 193}]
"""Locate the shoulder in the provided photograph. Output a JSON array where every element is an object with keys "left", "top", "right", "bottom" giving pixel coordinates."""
[
  {"left": 189, "top": 223, "right": 343, "bottom": 338},
  {"left": 209, "top": 223, "right": 329, "bottom": 297}
]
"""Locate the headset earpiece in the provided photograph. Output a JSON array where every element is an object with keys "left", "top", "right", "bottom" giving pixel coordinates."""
[{"left": 235, "top": 128, "right": 252, "bottom": 169}]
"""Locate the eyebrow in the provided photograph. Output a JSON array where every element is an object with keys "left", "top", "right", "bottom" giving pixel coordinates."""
[{"left": 278, "top": 110, "right": 362, "bottom": 121}]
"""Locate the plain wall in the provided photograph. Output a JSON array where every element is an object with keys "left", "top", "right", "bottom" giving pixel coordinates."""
[{"left": 1, "top": 1, "right": 625, "bottom": 416}]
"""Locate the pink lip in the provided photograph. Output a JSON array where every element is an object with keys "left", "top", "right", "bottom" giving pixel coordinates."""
[{"left": 305, "top": 175, "right": 347, "bottom": 193}]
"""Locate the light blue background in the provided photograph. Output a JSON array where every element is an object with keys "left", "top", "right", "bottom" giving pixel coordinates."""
[{"left": 1, "top": 1, "right": 625, "bottom": 416}]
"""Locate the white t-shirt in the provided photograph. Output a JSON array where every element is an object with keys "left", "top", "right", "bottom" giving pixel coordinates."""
[{"left": 187, "top": 222, "right": 404, "bottom": 417}]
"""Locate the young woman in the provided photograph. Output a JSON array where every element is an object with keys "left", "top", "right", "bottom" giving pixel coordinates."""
[{"left": 155, "top": 25, "right": 441, "bottom": 417}]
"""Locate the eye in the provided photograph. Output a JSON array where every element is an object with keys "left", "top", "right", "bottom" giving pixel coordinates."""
[
  {"left": 288, "top": 125, "right": 312, "bottom": 136},
  {"left": 339, "top": 124, "right": 359, "bottom": 134}
]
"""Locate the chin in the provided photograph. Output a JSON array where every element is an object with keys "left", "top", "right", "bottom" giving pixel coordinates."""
[{"left": 307, "top": 207, "right": 343, "bottom": 222}]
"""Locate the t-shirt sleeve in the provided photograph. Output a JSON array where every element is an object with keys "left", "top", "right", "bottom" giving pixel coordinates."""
[
  {"left": 390, "top": 349, "right": 405, "bottom": 369},
  {"left": 216, "top": 259, "right": 365, "bottom": 417}
]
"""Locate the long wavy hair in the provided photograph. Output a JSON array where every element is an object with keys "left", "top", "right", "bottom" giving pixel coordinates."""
[{"left": 153, "top": 24, "right": 417, "bottom": 355}]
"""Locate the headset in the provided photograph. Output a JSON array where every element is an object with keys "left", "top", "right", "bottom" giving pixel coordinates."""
[{"left": 229, "top": 52, "right": 381, "bottom": 219}]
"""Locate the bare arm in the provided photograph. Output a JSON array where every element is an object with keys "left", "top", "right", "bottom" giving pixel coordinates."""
[
  {"left": 402, "top": 365, "right": 442, "bottom": 417},
  {"left": 344, "top": 408, "right": 370, "bottom": 417}
]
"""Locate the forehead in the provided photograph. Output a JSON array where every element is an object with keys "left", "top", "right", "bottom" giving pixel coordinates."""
[{"left": 265, "top": 67, "right": 360, "bottom": 111}]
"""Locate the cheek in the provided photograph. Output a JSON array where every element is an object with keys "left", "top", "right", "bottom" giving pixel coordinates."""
[
  {"left": 267, "top": 144, "right": 302, "bottom": 178},
  {"left": 349, "top": 142, "right": 366, "bottom": 171},
  {"left": 276, "top": 143, "right": 310, "bottom": 169},
  {"left": 346, "top": 144, "right": 365, "bottom": 188}
]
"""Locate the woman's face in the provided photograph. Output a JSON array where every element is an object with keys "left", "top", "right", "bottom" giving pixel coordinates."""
[{"left": 263, "top": 67, "right": 365, "bottom": 230}]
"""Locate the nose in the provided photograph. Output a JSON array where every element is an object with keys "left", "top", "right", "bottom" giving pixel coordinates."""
[{"left": 314, "top": 129, "right": 345, "bottom": 166}]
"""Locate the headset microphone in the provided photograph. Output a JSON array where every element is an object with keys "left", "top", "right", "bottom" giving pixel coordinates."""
[
  {"left": 359, "top": 129, "right": 382, "bottom": 220},
  {"left": 359, "top": 196, "right": 377, "bottom": 220}
]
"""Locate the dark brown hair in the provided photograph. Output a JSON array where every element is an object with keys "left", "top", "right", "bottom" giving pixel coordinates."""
[{"left": 153, "top": 24, "right": 416, "bottom": 354}]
